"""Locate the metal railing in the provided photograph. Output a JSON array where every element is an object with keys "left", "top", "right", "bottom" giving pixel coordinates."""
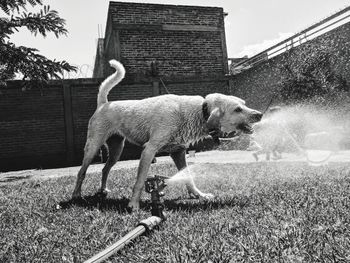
[{"left": 231, "top": 6, "right": 350, "bottom": 74}]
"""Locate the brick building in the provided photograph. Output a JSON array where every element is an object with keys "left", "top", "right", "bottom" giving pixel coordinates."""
[{"left": 93, "top": 2, "right": 229, "bottom": 82}]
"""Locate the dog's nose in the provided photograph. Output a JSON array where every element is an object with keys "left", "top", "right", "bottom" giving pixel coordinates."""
[{"left": 251, "top": 112, "right": 263, "bottom": 122}]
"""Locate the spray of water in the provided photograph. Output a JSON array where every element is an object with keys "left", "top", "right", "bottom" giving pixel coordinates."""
[
  {"left": 166, "top": 164, "right": 221, "bottom": 186},
  {"left": 167, "top": 166, "right": 193, "bottom": 183},
  {"left": 252, "top": 102, "right": 349, "bottom": 165}
]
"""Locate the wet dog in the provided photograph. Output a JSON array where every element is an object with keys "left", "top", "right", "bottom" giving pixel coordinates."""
[{"left": 72, "top": 60, "right": 263, "bottom": 210}]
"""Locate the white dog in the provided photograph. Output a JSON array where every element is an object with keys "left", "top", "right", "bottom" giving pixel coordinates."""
[{"left": 72, "top": 60, "right": 263, "bottom": 210}]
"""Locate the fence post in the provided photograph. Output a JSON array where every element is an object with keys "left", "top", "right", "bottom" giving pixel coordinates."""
[
  {"left": 63, "top": 82, "right": 76, "bottom": 165},
  {"left": 228, "top": 78, "right": 234, "bottom": 95},
  {"left": 152, "top": 81, "right": 160, "bottom": 96}
]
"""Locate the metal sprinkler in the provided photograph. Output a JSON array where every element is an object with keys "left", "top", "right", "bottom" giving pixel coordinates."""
[
  {"left": 144, "top": 175, "right": 168, "bottom": 220},
  {"left": 84, "top": 175, "right": 169, "bottom": 263}
]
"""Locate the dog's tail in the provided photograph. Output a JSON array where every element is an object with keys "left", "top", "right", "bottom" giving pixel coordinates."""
[{"left": 97, "top": 60, "right": 126, "bottom": 107}]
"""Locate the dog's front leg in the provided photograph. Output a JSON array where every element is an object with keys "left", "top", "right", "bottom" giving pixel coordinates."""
[
  {"left": 128, "top": 144, "right": 157, "bottom": 210},
  {"left": 170, "top": 149, "right": 214, "bottom": 200},
  {"left": 186, "top": 174, "right": 214, "bottom": 200}
]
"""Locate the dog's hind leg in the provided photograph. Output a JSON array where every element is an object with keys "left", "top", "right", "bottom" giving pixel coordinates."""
[
  {"left": 170, "top": 149, "right": 214, "bottom": 200},
  {"left": 72, "top": 128, "right": 107, "bottom": 199},
  {"left": 99, "top": 135, "right": 125, "bottom": 194}
]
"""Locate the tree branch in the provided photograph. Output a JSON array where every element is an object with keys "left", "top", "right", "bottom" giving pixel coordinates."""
[
  {"left": 2, "top": 6, "right": 68, "bottom": 38},
  {"left": 0, "top": 0, "right": 42, "bottom": 14},
  {"left": 0, "top": 41, "right": 77, "bottom": 85}
]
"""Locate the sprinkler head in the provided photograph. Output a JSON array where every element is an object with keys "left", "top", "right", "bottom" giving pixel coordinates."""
[
  {"left": 145, "top": 175, "right": 169, "bottom": 220},
  {"left": 145, "top": 175, "right": 169, "bottom": 194}
]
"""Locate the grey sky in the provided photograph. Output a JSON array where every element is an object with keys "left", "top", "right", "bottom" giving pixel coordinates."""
[{"left": 8, "top": 0, "right": 350, "bottom": 73}]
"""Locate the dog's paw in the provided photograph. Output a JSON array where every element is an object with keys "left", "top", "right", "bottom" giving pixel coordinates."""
[
  {"left": 127, "top": 201, "right": 140, "bottom": 212},
  {"left": 101, "top": 188, "right": 111, "bottom": 193},
  {"left": 188, "top": 191, "right": 215, "bottom": 200},
  {"left": 97, "top": 188, "right": 111, "bottom": 196},
  {"left": 188, "top": 192, "right": 200, "bottom": 199},
  {"left": 200, "top": 193, "right": 215, "bottom": 200}
]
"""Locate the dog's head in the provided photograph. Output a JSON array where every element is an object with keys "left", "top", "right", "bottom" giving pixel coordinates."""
[{"left": 204, "top": 93, "right": 262, "bottom": 135}]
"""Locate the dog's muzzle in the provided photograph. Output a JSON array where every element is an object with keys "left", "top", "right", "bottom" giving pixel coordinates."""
[
  {"left": 236, "top": 112, "right": 263, "bottom": 135},
  {"left": 250, "top": 112, "right": 263, "bottom": 123}
]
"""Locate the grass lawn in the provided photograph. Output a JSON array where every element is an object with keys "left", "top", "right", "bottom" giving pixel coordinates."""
[{"left": 1, "top": 161, "right": 350, "bottom": 262}]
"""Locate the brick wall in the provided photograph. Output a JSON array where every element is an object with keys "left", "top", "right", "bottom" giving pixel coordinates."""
[
  {"left": 118, "top": 30, "right": 224, "bottom": 78},
  {"left": 0, "top": 82, "right": 67, "bottom": 170},
  {"left": 100, "top": 2, "right": 228, "bottom": 80},
  {"left": 109, "top": 2, "right": 224, "bottom": 26},
  {"left": 160, "top": 79, "right": 229, "bottom": 96},
  {"left": 0, "top": 77, "right": 229, "bottom": 171}
]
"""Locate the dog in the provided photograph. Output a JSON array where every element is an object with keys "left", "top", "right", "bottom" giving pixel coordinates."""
[{"left": 72, "top": 60, "right": 263, "bottom": 210}]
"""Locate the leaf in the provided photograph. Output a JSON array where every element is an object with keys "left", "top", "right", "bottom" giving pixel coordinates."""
[{"left": 0, "top": 1, "right": 74, "bottom": 86}]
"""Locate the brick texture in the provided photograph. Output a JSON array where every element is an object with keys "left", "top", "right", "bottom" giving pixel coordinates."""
[
  {"left": 159, "top": 80, "right": 229, "bottom": 96},
  {"left": 119, "top": 30, "right": 224, "bottom": 77},
  {"left": 101, "top": 2, "right": 228, "bottom": 80},
  {"left": 109, "top": 2, "right": 224, "bottom": 27},
  {"left": 1, "top": 78, "right": 228, "bottom": 171},
  {"left": 0, "top": 84, "right": 66, "bottom": 170}
]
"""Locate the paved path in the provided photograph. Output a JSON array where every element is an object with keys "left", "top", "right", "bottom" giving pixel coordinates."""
[{"left": 1, "top": 150, "right": 349, "bottom": 184}]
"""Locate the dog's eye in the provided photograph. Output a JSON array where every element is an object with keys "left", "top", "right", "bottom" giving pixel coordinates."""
[{"left": 234, "top": 107, "right": 242, "bottom": 113}]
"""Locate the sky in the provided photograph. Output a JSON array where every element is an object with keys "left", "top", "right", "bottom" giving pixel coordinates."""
[{"left": 7, "top": 0, "right": 350, "bottom": 76}]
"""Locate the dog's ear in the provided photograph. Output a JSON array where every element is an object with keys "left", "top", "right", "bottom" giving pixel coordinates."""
[{"left": 206, "top": 107, "right": 223, "bottom": 129}]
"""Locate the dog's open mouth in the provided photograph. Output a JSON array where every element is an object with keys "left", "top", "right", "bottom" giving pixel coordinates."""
[
  {"left": 219, "top": 131, "right": 238, "bottom": 138},
  {"left": 237, "top": 122, "right": 254, "bottom": 134}
]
